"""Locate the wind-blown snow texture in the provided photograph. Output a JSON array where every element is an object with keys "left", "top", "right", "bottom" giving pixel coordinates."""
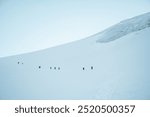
[
  {"left": 92, "top": 12, "right": 150, "bottom": 43},
  {"left": 0, "top": 13, "right": 150, "bottom": 99}
]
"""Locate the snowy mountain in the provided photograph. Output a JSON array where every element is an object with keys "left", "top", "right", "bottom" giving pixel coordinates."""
[{"left": 0, "top": 12, "right": 150, "bottom": 99}]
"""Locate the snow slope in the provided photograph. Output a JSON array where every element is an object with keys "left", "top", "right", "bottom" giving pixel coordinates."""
[
  {"left": 86, "top": 12, "right": 150, "bottom": 43},
  {"left": 0, "top": 13, "right": 150, "bottom": 99}
]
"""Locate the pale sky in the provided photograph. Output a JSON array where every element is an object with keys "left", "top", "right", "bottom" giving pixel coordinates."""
[{"left": 0, "top": 0, "right": 150, "bottom": 57}]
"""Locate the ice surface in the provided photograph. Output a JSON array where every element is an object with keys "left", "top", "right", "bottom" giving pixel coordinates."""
[{"left": 0, "top": 13, "right": 150, "bottom": 99}]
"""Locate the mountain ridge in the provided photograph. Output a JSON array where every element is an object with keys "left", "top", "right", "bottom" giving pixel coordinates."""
[{"left": 1, "top": 12, "right": 150, "bottom": 58}]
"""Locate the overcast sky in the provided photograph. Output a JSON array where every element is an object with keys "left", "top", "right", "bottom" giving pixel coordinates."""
[{"left": 0, "top": 0, "right": 150, "bottom": 57}]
